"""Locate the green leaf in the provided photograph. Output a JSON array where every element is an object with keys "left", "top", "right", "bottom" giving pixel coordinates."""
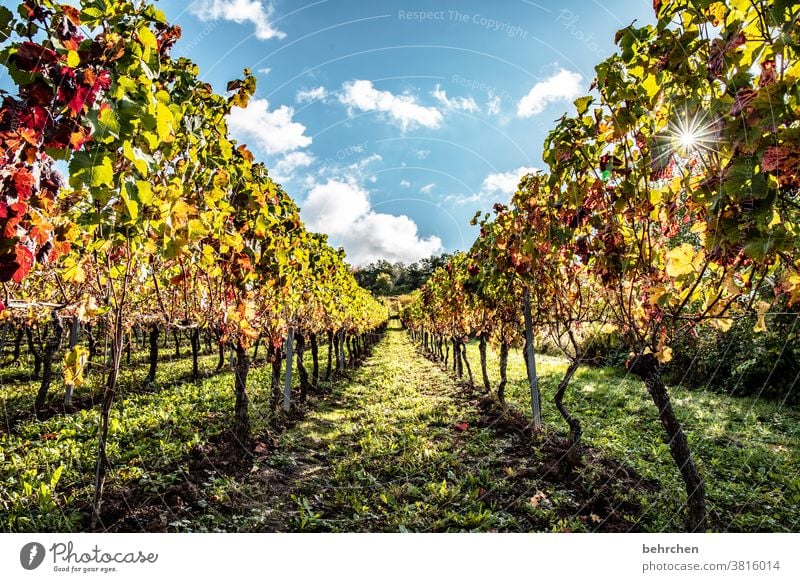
[
  {"left": 69, "top": 152, "right": 114, "bottom": 188},
  {"left": 0, "top": 6, "right": 13, "bottom": 41},
  {"left": 89, "top": 105, "right": 120, "bottom": 141},
  {"left": 574, "top": 96, "right": 593, "bottom": 116}
]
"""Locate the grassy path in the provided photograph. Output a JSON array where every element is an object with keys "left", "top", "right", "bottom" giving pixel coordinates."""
[{"left": 219, "top": 321, "right": 650, "bottom": 532}]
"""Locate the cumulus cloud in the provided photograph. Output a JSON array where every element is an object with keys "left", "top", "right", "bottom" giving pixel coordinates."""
[
  {"left": 301, "top": 178, "right": 442, "bottom": 265},
  {"left": 339, "top": 80, "right": 443, "bottom": 130},
  {"left": 517, "top": 69, "right": 583, "bottom": 117},
  {"left": 227, "top": 98, "right": 311, "bottom": 155},
  {"left": 190, "top": 0, "right": 285, "bottom": 40},
  {"left": 400, "top": 180, "right": 411, "bottom": 188},
  {"left": 482, "top": 166, "right": 539, "bottom": 196},
  {"left": 432, "top": 84, "right": 480, "bottom": 113},
  {"left": 444, "top": 166, "right": 539, "bottom": 206},
  {"left": 272, "top": 151, "right": 315, "bottom": 182},
  {"left": 420, "top": 183, "right": 436, "bottom": 195},
  {"left": 296, "top": 86, "right": 327, "bottom": 103},
  {"left": 302, "top": 179, "right": 371, "bottom": 236}
]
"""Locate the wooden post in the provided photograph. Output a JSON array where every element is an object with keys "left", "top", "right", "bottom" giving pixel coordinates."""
[{"left": 523, "top": 286, "right": 542, "bottom": 431}]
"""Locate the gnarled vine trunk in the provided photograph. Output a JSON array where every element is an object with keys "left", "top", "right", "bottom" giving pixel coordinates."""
[
  {"left": 190, "top": 327, "right": 201, "bottom": 382},
  {"left": 35, "top": 313, "right": 64, "bottom": 415},
  {"left": 554, "top": 360, "right": 582, "bottom": 466},
  {"left": 25, "top": 326, "right": 42, "bottom": 379},
  {"left": 233, "top": 343, "right": 251, "bottom": 450},
  {"left": 498, "top": 342, "right": 509, "bottom": 406},
  {"left": 478, "top": 336, "right": 491, "bottom": 393},
  {"left": 269, "top": 342, "right": 283, "bottom": 410},
  {"left": 632, "top": 353, "right": 706, "bottom": 532},
  {"left": 325, "top": 330, "right": 333, "bottom": 380},
  {"left": 144, "top": 325, "right": 159, "bottom": 386},
  {"left": 461, "top": 340, "right": 474, "bottom": 385},
  {"left": 310, "top": 332, "right": 319, "bottom": 388}
]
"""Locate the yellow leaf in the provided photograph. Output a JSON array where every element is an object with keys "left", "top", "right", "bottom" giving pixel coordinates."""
[
  {"left": 63, "top": 346, "right": 89, "bottom": 387},
  {"left": 646, "top": 286, "right": 667, "bottom": 306},
  {"left": 657, "top": 346, "right": 673, "bottom": 364},
  {"left": 753, "top": 300, "right": 771, "bottom": 333},
  {"left": 709, "top": 318, "right": 733, "bottom": 333},
  {"left": 156, "top": 102, "right": 174, "bottom": 142},
  {"left": 136, "top": 181, "right": 153, "bottom": 205},
  {"left": 665, "top": 244, "right": 696, "bottom": 277},
  {"left": 599, "top": 323, "right": 618, "bottom": 335},
  {"left": 66, "top": 50, "right": 80, "bottom": 68}
]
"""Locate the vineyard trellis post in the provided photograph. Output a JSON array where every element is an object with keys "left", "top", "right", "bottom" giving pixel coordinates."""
[{"left": 522, "top": 286, "right": 542, "bottom": 431}]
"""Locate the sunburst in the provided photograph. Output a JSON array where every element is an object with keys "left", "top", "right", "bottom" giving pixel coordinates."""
[{"left": 665, "top": 109, "right": 720, "bottom": 157}]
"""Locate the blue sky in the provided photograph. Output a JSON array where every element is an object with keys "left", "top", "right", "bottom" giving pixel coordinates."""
[{"left": 3, "top": 0, "right": 657, "bottom": 265}]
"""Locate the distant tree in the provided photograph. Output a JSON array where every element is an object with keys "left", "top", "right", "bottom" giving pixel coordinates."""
[
  {"left": 352, "top": 253, "right": 453, "bottom": 296},
  {"left": 375, "top": 273, "right": 393, "bottom": 295}
]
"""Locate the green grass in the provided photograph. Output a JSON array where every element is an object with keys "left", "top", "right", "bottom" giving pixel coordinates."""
[
  {"left": 463, "top": 340, "right": 800, "bottom": 531},
  {"left": 0, "top": 339, "right": 328, "bottom": 532},
  {"left": 192, "top": 323, "right": 659, "bottom": 532},
  {"left": 220, "top": 324, "right": 523, "bottom": 532},
  {"left": 1, "top": 325, "right": 797, "bottom": 532}
]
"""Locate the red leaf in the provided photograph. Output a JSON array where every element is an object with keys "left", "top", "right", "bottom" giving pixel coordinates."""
[
  {"left": 21, "top": 81, "right": 54, "bottom": 107},
  {"left": 13, "top": 169, "right": 36, "bottom": 200},
  {"left": 61, "top": 5, "right": 82, "bottom": 26},
  {"left": 454, "top": 421, "right": 469, "bottom": 432},
  {"left": 19, "top": 105, "right": 48, "bottom": 132},
  {"left": 12, "top": 42, "right": 58, "bottom": 72},
  {"left": 66, "top": 85, "right": 91, "bottom": 116},
  {"left": 9, "top": 201, "right": 28, "bottom": 216},
  {"left": 12, "top": 245, "right": 34, "bottom": 283},
  {"left": 93, "top": 70, "right": 112, "bottom": 92}
]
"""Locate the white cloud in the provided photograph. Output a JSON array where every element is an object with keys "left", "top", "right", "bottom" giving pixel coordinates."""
[
  {"left": 302, "top": 179, "right": 371, "bottom": 236},
  {"left": 272, "top": 151, "right": 315, "bottom": 182},
  {"left": 413, "top": 149, "right": 431, "bottom": 160},
  {"left": 482, "top": 166, "right": 539, "bottom": 196},
  {"left": 432, "top": 84, "right": 480, "bottom": 113},
  {"left": 227, "top": 98, "right": 311, "bottom": 155},
  {"left": 342, "top": 213, "right": 442, "bottom": 265},
  {"left": 420, "top": 183, "right": 436, "bottom": 195},
  {"left": 301, "top": 179, "right": 442, "bottom": 265},
  {"left": 517, "top": 69, "right": 583, "bottom": 118},
  {"left": 191, "top": 0, "right": 285, "bottom": 40},
  {"left": 400, "top": 180, "right": 411, "bottom": 188},
  {"left": 444, "top": 166, "right": 539, "bottom": 206},
  {"left": 487, "top": 93, "right": 502, "bottom": 115},
  {"left": 258, "top": 67, "right": 272, "bottom": 75},
  {"left": 339, "top": 80, "right": 443, "bottom": 130},
  {"left": 296, "top": 86, "right": 327, "bottom": 103}
]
